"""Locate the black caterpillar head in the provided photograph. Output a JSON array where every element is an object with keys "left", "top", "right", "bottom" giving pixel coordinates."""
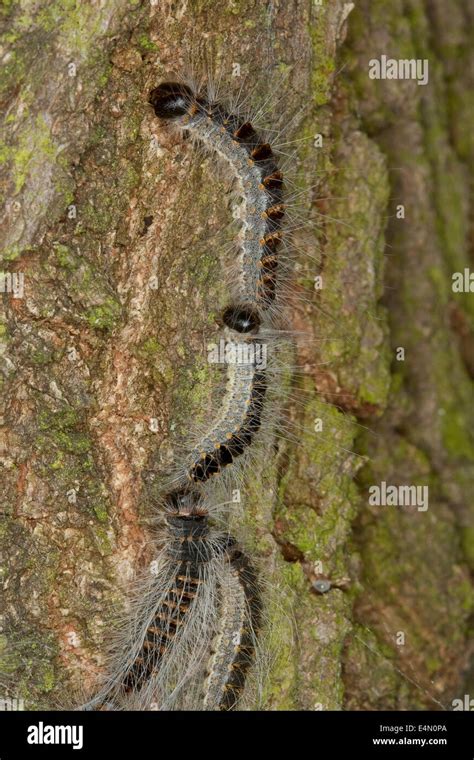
[
  {"left": 164, "top": 486, "right": 203, "bottom": 515},
  {"left": 149, "top": 82, "right": 194, "bottom": 119},
  {"left": 221, "top": 304, "right": 261, "bottom": 334}
]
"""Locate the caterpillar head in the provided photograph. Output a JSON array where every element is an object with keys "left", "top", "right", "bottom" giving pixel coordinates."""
[
  {"left": 221, "top": 304, "right": 261, "bottom": 334},
  {"left": 149, "top": 82, "right": 194, "bottom": 119},
  {"left": 164, "top": 485, "right": 205, "bottom": 516}
]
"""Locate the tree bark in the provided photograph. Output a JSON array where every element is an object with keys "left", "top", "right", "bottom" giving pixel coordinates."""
[{"left": 1, "top": 0, "right": 472, "bottom": 710}]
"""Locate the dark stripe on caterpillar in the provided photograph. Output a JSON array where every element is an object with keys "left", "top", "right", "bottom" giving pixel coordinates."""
[{"left": 121, "top": 558, "right": 196, "bottom": 693}]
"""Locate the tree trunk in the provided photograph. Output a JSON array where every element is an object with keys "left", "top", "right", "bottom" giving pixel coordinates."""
[{"left": 1, "top": 0, "right": 472, "bottom": 710}]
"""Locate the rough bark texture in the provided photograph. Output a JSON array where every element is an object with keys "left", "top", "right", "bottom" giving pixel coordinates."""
[{"left": 1, "top": 0, "right": 473, "bottom": 710}]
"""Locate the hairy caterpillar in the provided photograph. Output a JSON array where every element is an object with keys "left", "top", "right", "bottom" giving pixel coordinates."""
[
  {"left": 82, "top": 489, "right": 262, "bottom": 711},
  {"left": 167, "top": 342, "right": 268, "bottom": 488},
  {"left": 149, "top": 80, "right": 285, "bottom": 334},
  {"left": 121, "top": 514, "right": 221, "bottom": 696},
  {"left": 203, "top": 542, "right": 262, "bottom": 711}
]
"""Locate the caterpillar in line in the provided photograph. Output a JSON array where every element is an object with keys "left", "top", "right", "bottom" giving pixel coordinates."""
[
  {"left": 150, "top": 78, "right": 289, "bottom": 497},
  {"left": 83, "top": 488, "right": 262, "bottom": 711},
  {"left": 149, "top": 80, "right": 285, "bottom": 334},
  {"left": 84, "top": 75, "right": 291, "bottom": 711}
]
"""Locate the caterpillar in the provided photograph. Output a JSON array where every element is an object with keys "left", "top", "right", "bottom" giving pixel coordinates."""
[
  {"left": 168, "top": 341, "right": 268, "bottom": 489},
  {"left": 149, "top": 80, "right": 285, "bottom": 333},
  {"left": 121, "top": 508, "right": 221, "bottom": 696},
  {"left": 82, "top": 488, "right": 262, "bottom": 711},
  {"left": 203, "top": 542, "right": 262, "bottom": 711}
]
